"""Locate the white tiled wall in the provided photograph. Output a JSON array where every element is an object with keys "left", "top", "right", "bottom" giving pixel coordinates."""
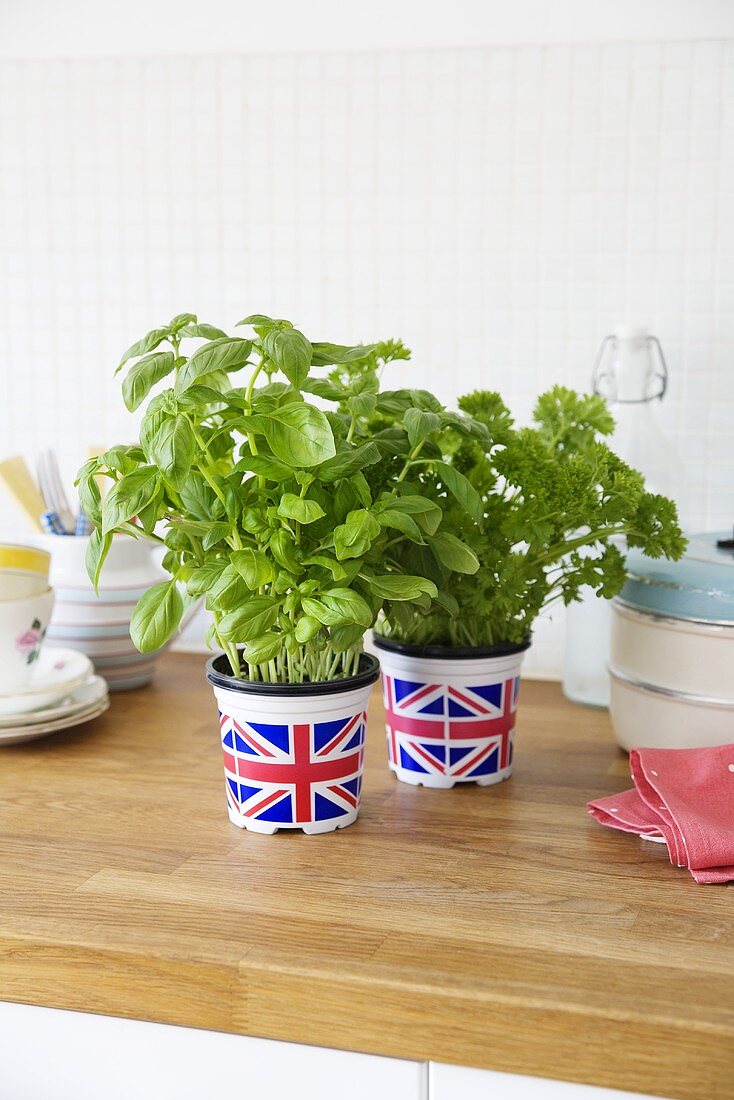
[{"left": 2, "top": 41, "right": 733, "bottom": 676}]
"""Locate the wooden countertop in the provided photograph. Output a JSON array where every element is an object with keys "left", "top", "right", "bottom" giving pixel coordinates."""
[{"left": 0, "top": 653, "right": 732, "bottom": 1100}]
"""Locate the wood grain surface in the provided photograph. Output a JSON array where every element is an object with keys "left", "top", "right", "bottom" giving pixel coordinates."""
[{"left": 0, "top": 653, "right": 731, "bottom": 1100}]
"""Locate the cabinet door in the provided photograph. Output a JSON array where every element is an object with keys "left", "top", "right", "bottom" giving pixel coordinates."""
[
  {"left": 429, "top": 1063, "right": 668, "bottom": 1099},
  {"left": 0, "top": 1001, "right": 426, "bottom": 1100}
]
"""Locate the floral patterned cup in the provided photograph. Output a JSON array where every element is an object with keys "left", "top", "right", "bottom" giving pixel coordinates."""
[{"left": 0, "top": 576, "right": 55, "bottom": 694}]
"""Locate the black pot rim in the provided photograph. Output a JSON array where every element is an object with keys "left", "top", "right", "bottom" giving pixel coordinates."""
[
  {"left": 206, "top": 651, "right": 380, "bottom": 696},
  {"left": 372, "top": 634, "right": 531, "bottom": 660}
]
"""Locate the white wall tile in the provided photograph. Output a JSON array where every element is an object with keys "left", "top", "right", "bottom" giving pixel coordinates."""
[{"left": 1, "top": 39, "right": 732, "bottom": 678}]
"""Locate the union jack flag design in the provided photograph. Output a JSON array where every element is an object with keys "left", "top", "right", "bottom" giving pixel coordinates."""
[
  {"left": 383, "top": 673, "right": 520, "bottom": 781},
  {"left": 219, "top": 709, "right": 366, "bottom": 827}
]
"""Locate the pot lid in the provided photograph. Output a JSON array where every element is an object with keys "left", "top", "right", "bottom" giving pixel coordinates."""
[{"left": 618, "top": 531, "right": 734, "bottom": 625}]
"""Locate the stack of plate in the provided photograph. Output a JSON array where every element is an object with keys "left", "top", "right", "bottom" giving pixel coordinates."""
[{"left": 0, "top": 647, "right": 109, "bottom": 745}]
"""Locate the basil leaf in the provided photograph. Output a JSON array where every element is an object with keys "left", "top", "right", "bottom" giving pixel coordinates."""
[
  {"left": 122, "top": 351, "right": 176, "bottom": 412},
  {"left": 243, "top": 632, "right": 282, "bottom": 663},
  {"left": 218, "top": 596, "right": 280, "bottom": 641},
  {"left": 435, "top": 461, "right": 485, "bottom": 525},
  {"left": 187, "top": 559, "right": 228, "bottom": 596},
  {"left": 320, "top": 588, "right": 373, "bottom": 627},
  {"left": 202, "top": 522, "right": 231, "bottom": 551},
  {"left": 310, "top": 342, "right": 376, "bottom": 366},
  {"left": 269, "top": 529, "right": 304, "bottom": 574},
  {"left": 116, "top": 326, "right": 170, "bottom": 374},
  {"left": 236, "top": 314, "right": 281, "bottom": 329},
  {"left": 386, "top": 495, "right": 442, "bottom": 535},
  {"left": 360, "top": 574, "right": 438, "bottom": 600},
  {"left": 230, "top": 548, "right": 276, "bottom": 588},
  {"left": 429, "top": 532, "right": 480, "bottom": 574},
  {"left": 404, "top": 408, "right": 441, "bottom": 448},
  {"left": 177, "top": 323, "right": 228, "bottom": 340},
  {"left": 85, "top": 528, "right": 112, "bottom": 591},
  {"left": 175, "top": 337, "right": 252, "bottom": 393},
  {"left": 263, "top": 328, "right": 312, "bottom": 389},
  {"left": 333, "top": 509, "right": 380, "bottom": 561},
  {"left": 169, "top": 312, "right": 197, "bottom": 330},
  {"left": 205, "top": 564, "right": 250, "bottom": 612},
  {"left": 277, "top": 493, "right": 326, "bottom": 525},
  {"left": 375, "top": 508, "right": 424, "bottom": 543},
  {"left": 294, "top": 615, "right": 322, "bottom": 643},
  {"left": 317, "top": 442, "right": 381, "bottom": 482},
  {"left": 149, "top": 415, "right": 195, "bottom": 490},
  {"left": 130, "top": 580, "right": 183, "bottom": 652},
  {"left": 101, "top": 466, "right": 159, "bottom": 533},
  {"left": 329, "top": 623, "right": 365, "bottom": 652},
  {"left": 234, "top": 454, "right": 293, "bottom": 481},
  {"left": 256, "top": 404, "right": 336, "bottom": 468}
]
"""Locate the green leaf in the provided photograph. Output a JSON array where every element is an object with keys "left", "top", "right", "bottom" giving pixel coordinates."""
[
  {"left": 235, "top": 314, "right": 281, "bottom": 329},
  {"left": 375, "top": 508, "right": 425, "bottom": 543},
  {"left": 277, "top": 493, "right": 326, "bottom": 525},
  {"left": 169, "top": 312, "right": 197, "bottom": 330},
  {"left": 404, "top": 408, "right": 441, "bottom": 448},
  {"left": 360, "top": 574, "right": 438, "bottom": 601},
  {"left": 333, "top": 509, "right": 381, "bottom": 561},
  {"left": 76, "top": 461, "right": 102, "bottom": 527},
  {"left": 294, "top": 615, "right": 322, "bottom": 643},
  {"left": 269, "top": 529, "right": 304, "bottom": 574},
  {"left": 243, "top": 632, "right": 282, "bottom": 664},
  {"left": 218, "top": 596, "right": 280, "bottom": 642},
  {"left": 429, "top": 532, "right": 480, "bottom": 574},
  {"left": 310, "top": 342, "right": 376, "bottom": 366},
  {"left": 234, "top": 454, "right": 294, "bottom": 481},
  {"left": 116, "top": 326, "right": 170, "bottom": 374},
  {"left": 435, "top": 461, "right": 485, "bottom": 525},
  {"left": 101, "top": 467, "right": 159, "bottom": 534},
  {"left": 263, "top": 328, "right": 312, "bottom": 389},
  {"left": 321, "top": 588, "right": 373, "bottom": 627},
  {"left": 202, "top": 522, "right": 231, "bottom": 550},
  {"left": 84, "top": 528, "right": 112, "bottom": 592},
  {"left": 179, "top": 472, "right": 216, "bottom": 521},
  {"left": 187, "top": 559, "right": 228, "bottom": 596},
  {"left": 148, "top": 415, "right": 195, "bottom": 490},
  {"left": 175, "top": 337, "right": 252, "bottom": 393},
  {"left": 122, "top": 350, "right": 176, "bottom": 412},
  {"left": 317, "top": 442, "right": 381, "bottom": 482},
  {"left": 303, "top": 554, "right": 347, "bottom": 581},
  {"left": 130, "top": 580, "right": 183, "bottom": 652},
  {"left": 256, "top": 403, "right": 336, "bottom": 468},
  {"left": 205, "top": 564, "right": 250, "bottom": 612},
  {"left": 230, "top": 548, "right": 276, "bottom": 588},
  {"left": 177, "top": 323, "right": 228, "bottom": 340},
  {"left": 329, "top": 623, "right": 365, "bottom": 652},
  {"left": 347, "top": 393, "right": 377, "bottom": 418},
  {"left": 381, "top": 495, "right": 442, "bottom": 535}
]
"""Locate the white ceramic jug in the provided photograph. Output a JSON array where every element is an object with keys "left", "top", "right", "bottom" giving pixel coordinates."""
[{"left": 34, "top": 534, "right": 189, "bottom": 691}]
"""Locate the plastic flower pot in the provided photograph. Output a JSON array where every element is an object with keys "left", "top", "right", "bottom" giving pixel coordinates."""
[
  {"left": 206, "top": 653, "right": 380, "bottom": 834},
  {"left": 373, "top": 636, "right": 530, "bottom": 789}
]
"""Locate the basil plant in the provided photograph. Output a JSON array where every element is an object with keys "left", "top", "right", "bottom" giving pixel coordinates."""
[{"left": 77, "top": 313, "right": 486, "bottom": 683}]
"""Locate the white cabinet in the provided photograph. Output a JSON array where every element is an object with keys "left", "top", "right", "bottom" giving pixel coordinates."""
[
  {"left": 429, "top": 1063, "right": 667, "bottom": 1099},
  {"left": 0, "top": 1001, "right": 427, "bottom": 1100}
]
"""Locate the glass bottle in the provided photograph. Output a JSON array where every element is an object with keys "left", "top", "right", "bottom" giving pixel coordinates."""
[{"left": 562, "top": 326, "right": 687, "bottom": 708}]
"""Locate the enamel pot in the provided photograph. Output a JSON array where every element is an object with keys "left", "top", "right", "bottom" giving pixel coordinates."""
[
  {"left": 206, "top": 653, "right": 380, "bottom": 835},
  {"left": 609, "top": 531, "right": 734, "bottom": 751},
  {"left": 373, "top": 636, "right": 530, "bottom": 789}
]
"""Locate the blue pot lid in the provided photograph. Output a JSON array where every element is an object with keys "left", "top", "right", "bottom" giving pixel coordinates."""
[{"left": 619, "top": 531, "right": 734, "bottom": 625}]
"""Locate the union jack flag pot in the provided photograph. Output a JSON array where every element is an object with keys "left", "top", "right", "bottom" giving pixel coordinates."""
[
  {"left": 206, "top": 653, "right": 379, "bottom": 834},
  {"left": 374, "top": 637, "right": 530, "bottom": 789}
]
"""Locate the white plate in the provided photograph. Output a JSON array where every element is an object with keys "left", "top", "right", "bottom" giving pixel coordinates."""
[
  {"left": 0, "top": 697, "right": 110, "bottom": 745},
  {"left": 0, "top": 648, "right": 93, "bottom": 716},
  {"left": 0, "top": 676, "right": 108, "bottom": 728}
]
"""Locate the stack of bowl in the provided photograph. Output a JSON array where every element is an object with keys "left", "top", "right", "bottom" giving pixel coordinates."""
[{"left": 0, "top": 544, "right": 108, "bottom": 742}]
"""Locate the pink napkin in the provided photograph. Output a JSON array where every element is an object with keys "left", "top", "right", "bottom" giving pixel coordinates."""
[{"left": 588, "top": 744, "right": 734, "bottom": 884}]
